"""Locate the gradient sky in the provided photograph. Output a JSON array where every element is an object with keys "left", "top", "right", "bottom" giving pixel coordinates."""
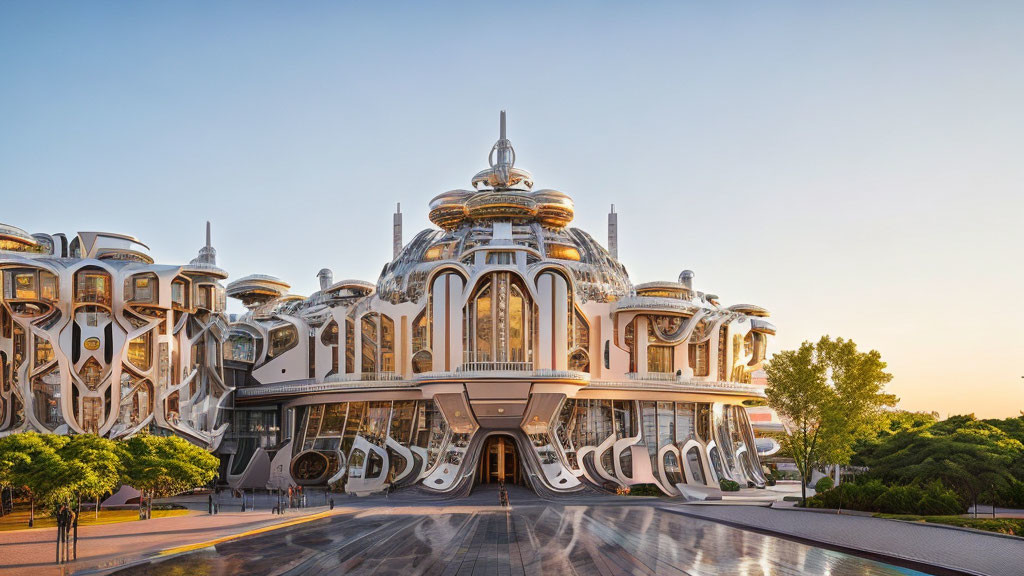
[{"left": 1, "top": 2, "right": 1021, "bottom": 418}]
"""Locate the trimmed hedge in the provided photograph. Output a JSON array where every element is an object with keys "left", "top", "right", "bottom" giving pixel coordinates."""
[
  {"left": 874, "top": 515, "right": 1024, "bottom": 537},
  {"left": 807, "top": 480, "right": 965, "bottom": 515},
  {"left": 719, "top": 479, "right": 741, "bottom": 492},
  {"left": 625, "top": 484, "right": 663, "bottom": 496},
  {"left": 814, "top": 477, "right": 834, "bottom": 493}
]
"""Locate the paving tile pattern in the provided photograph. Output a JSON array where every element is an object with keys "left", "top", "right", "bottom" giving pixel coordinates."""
[{"left": 111, "top": 489, "right": 936, "bottom": 576}]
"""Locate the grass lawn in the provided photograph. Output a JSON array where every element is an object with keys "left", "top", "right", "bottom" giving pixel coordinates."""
[
  {"left": 0, "top": 507, "right": 192, "bottom": 532},
  {"left": 874, "top": 514, "right": 1024, "bottom": 537}
]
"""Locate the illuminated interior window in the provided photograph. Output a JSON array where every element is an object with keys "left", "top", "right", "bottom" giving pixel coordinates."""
[
  {"left": 127, "top": 331, "right": 152, "bottom": 371},
  {"left": 74, "top": 269, "right": 111, "bottom": 307},
  {"left": 361, "top": 314, "right": 378, "bottom": 373},
  {"left": 34, "top": 336, "right": 54, "bottom": 367},
  {"left": 647, "top": 345, "right": 673, "bottom": 373},
  {"left": 15, "top": 272, "right": 36, "bottom": 300},
  {"left": 267, "top": 324, "right": 298, "bottom": 359},
  {"left": 463, "top": 272, "right": 534, "bottom": 365},
  {"left": 689, "top": 341, "right": 709, "bottom": 377},
  {"left": 79, "top": 357, "right": 103, "bottom": 390},
  {"left": 39, "top": 272, "right": 57, "bottom": 302},
  {"left": 345, "top": 319, "right": 355, "bottom": 374}
]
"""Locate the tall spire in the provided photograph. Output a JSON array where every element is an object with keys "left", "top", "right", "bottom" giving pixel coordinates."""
[
  {"left": 188, "top": 220, "right": 226, "bottom": 278},
  {"left": 608, "top": 204, "right": 618, "bottom": 260},
  {"left": 393, "top": 202, "right": 403, "bottom": 259}
]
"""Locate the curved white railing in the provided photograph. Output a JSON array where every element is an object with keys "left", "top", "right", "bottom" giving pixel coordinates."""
[{"left": 586, "top": 379, "right": 765, "bottom": 396}]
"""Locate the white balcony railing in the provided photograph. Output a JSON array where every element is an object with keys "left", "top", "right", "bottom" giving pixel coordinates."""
[
  {"left": 626, "top": 371, "right": 679, "bottom": 381},
  {"left": 587, "top": 379, "right": 766, "bottom": 396},
  {"left": 324, "top": 371, "right": 402, "bottom": 383},
  {"left": 459, "top": 361, "right": 534, "bottom": 372},
  {"left": 236, "top": 377, "right": 415, "bottom": 398}
]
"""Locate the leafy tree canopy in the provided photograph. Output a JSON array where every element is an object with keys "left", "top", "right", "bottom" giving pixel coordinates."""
[{"left": 765, "top": 336, "right": 897, "bottom": 501}]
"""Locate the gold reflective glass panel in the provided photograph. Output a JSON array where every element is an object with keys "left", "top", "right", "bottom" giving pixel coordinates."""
[
  {"left": 34, "top": 336, "right": 54, "bottom": 367},
  {"left": 647, "top": 344, "right": 673, "bottom": 373},
  {"left": 128, "top": 331, "right": 152, "bottom": 371}
]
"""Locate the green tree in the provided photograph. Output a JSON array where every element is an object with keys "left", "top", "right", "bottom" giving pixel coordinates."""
[
  {"left": 0, "top": 432, "right": 76, "bottom": 525},
  {"left": 860, "top": 415, "right": 1022, "bottom": 514},
  {"left": 122, "top": 434, "right": 219, "bottom": 519},
  {"left": 59, "top": 434, "right": 124, "bottom": 518},
  {"left": 765, "top": 336, "right": 897, "bottom": 504}
]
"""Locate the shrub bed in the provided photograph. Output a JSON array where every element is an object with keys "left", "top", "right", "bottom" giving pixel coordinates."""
[
  {"left": 719, "top": 479, "right": 741, "bottom": 492},
  {"left": 624, "top": 484, "right": 663, "bottom": 496},
  {"left": 874, "top": 515, "right": 1024, "bottom": 537},
  {"left": 807, "top": 480, "right": 965, "bottom": 515}
]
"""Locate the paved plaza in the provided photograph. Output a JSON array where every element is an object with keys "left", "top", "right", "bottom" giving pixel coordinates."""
[
  {"left": 2, "top": 487, "right": 1022, "bottom": 575},
  {"left": 109, "top": 488, "right": 937, "bottom": 576}
]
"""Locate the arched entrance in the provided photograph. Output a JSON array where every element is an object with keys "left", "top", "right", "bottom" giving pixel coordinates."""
[{"left": 476, "top": 434, "right": 522, "bottom": 485}]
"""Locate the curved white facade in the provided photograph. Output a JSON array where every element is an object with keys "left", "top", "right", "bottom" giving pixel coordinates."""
[{"left": 0, "top": 114, "right": 775, "bottom": 497}]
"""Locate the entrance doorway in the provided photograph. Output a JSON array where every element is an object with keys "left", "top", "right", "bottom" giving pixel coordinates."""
[{"left": 477, "top": 435, "right": 521, "bottom": 485}]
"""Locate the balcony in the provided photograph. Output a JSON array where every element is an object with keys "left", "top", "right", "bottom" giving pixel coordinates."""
[
  {"left": 324, "top": 371, "right": 403, "bottom": 383},
  {"left": 626, "top": 371, "right": 679, "bottom": 382},
  {"left": 586, "top": 379, "right": 766, "bottom": 397},
  {"left": 459, "top": 361, "right": 534, "bottom": 372},
  {"left": 418, "top": 365, "right": 590, "bottom": 383}
]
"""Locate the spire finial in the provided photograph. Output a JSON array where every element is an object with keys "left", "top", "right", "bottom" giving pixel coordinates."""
[
  {"left": 205, "top": 221, "right": 211, "bottom": 249},
  {"left": 488, "top": 110, "right": 515, "bottom": 186}
]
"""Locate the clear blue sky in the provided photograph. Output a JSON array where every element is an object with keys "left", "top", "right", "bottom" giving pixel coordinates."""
[{"left": 2, "top": 2, "right": 1022, "bottom": 417}]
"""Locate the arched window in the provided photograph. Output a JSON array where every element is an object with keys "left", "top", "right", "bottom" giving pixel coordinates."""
[
  {"left": 74, "top": 268, "right": 111, "bottom": 308},
  {"left": 345, "top": 319, "right": 355, "bottom": 374},
  {"left": 463, "top": 272, "right": 533, "bottom": 366},
  {"left": 348, "top": 448, "right": 366, "bottom": 479},
  {"left": 686, "top": 447, "right": 707, "bottom": 485},
  {"left": 664, "top": 451, "right": 684, "bottom": 485},
  {"left": 360, "top": 313, "right": 395, "bottom": 375}
]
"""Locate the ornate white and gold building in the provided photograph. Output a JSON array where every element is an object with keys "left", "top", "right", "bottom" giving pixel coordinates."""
[{"left": 0, "top": 114, "right": 775, "bottom": 498}]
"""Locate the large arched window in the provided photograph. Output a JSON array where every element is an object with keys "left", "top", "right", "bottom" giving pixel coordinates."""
[
  {"left": 360, "top": 313, "right": 395, "bottom": 374},
  {"left": 463, "top": 272, "right": 533, "bottom": 366}
]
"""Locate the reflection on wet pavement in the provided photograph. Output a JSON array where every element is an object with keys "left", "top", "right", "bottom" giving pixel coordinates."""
[{"left": 113, "top": 492, "right": 933, "bottom": 576}]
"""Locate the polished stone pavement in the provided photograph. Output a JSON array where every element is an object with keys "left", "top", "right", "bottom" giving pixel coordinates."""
[{"left": 111, "top": 486, "right": 936, "bottom": 576}]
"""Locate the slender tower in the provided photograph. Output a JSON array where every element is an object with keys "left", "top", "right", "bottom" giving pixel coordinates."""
[
  {"left": 393, "top": 202, "right": 403, "bottom": 259},
  {"left": 193, "top": 221, "right": 217, "bottom": 266},
  {"left": 608, "top": 204, "right": 618, "bottom": 259}
]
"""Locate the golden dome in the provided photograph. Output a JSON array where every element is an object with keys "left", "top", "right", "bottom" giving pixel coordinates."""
[
  {"left": 533, "top": 189, "right": 575, "bottom": 228},
  {"left": 465, "top": 191, "right": 538, "bottom": 221},
  {"left": 428, "top": 190, "right": 473, "bottom": 230}
]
